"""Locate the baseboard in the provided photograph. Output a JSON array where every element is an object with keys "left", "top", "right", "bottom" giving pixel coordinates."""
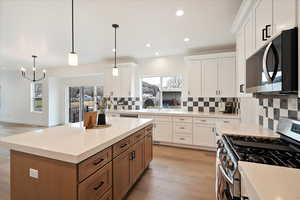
[{"left": 153, "top": 141, "right": 217, "bottom": 152}]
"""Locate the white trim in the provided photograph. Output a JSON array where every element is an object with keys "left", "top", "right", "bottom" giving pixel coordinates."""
[
  {"left": 184, "top": 52, "right": 236, "bottom": 62},
  {"left": 153, "top": 141, "right": 217, "bottom": 152},
  {"left": 231, "top": 0, "right": 259, "bottom": 34}
]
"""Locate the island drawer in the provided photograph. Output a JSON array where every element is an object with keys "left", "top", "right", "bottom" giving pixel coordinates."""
[
  {"left": 113, "top": 136, "right": 132, "bottom": 158},
  {"left": 78, "top": 147, "right": 112, "bottom": 182},
  {"left": 99, "top": 188, "right": 112, "bottom": 200},
  {"left": 145, "top": 125, "right": 153, "bottom": 134},
  {"left": 78, "top": 162, "right": 112, "bottom": 200},
  {"left": 132, "top": 129, "right": 145, "bottom": 144}
]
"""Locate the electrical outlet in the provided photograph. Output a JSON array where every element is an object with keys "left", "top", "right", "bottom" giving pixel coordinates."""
[{"left": 29, "top": 168, "right": 39, "bottom": 179}]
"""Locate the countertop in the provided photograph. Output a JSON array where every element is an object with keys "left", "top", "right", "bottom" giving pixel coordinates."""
[
  {"left": 216, "top": 123, "right": 279, "bottom": 138},
  {"left": 0, "top": 117, "right": 153, "bottom": 164},
  {"left": 239, "top": 161, "right": 300, "bottom": 200},
  {"left": 107, "top": 109, "right": 240, "bottom": 119}
]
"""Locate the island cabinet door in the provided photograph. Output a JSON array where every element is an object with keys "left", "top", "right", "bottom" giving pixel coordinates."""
[
  {"left": 131, "top": 139, "right": 145, "bottom": 184},
  {"left": 113, "top": 148, "right": 132, "bottom": 200},
  {"left": 144, "top": 132, "right": 153, "bottom": 168}
]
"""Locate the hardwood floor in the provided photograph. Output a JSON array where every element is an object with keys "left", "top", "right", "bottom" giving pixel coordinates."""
[
  {"left": 126, "top": 145, "right": 216, "bottom": 200},
  {"left": 0, "top": 123, "right": 216, "bottom": 200}
]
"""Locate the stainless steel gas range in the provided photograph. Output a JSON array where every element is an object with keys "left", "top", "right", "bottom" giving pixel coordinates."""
[{"left": 216, "top": 118, "right": 300, "bottom": 200}]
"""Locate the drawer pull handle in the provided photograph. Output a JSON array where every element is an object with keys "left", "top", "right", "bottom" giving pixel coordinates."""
[
  {"left": 93, "top": 181, "right": 104, "bottom": 191},
  {"left": 136, "top": 134, "right": 142, "bottom": 138},
  {"left": 180, "top": 127, "right": 185, "bottom": 129},
  {"left": 180, "top": 119, "right": 184, "bottom": 120},
  {"left": 201, "top": 120, "right": 207, "bottom": 122},
  {"left": 93, "top": 158, "right": 104, "bottom": 166},
  {"left": 223, "top": 121, "right": 230, "bottom": 123},
  {"left": 180, "top": 138, "right": 185, "bottom": 140},
  {"left": 120, "top": 143, "right": 128, "bottom": 148}
]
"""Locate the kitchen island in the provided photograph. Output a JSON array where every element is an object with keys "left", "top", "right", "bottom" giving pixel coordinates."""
[{"left": 0, "top": 117, "right": 154, "bottom": 200}]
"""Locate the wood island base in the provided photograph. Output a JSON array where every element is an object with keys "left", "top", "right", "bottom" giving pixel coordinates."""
[{"left": 10, "top": 124, "right": 153, "bottom": 200}]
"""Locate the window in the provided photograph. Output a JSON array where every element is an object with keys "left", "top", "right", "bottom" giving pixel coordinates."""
[
  {"left": 141, "top": 76, "right": 183, "bottom": 109},
  {"left": 31, "top": 82, "right": 43, "bottom": 112}
]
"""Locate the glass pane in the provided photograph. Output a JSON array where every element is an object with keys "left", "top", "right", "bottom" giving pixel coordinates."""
[
  {"left": 96, "top": 86, "right": 104, "bottom": 102},
  {"left": 83, "top": 86, "right": 95, "bottom": 112},
  {"left": 69, "top": 87, "right": 81, "bottom": 123},
  {"left": 142, "top": 77, "right": 161, "bottom": 108},
  {"left": 162, "top": 91, "right": 182, "bottom": 108},
  {"left": 162, "top": 76, "right": 183, "bottom": 90},
  {"left": 32, "top": 83, "right": 43, "bottom": 112}
]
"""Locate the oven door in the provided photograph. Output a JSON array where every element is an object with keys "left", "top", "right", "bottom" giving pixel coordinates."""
[{"left": 216, "top": 155, "right": 240, "bottom": 200}]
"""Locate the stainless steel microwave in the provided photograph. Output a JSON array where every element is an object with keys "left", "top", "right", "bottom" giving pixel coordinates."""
[{"left": 246, "top": 28, "right": 298, "bottom": 94}]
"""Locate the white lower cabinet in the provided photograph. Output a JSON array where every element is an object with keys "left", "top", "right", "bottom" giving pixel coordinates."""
[
  {"left": 138, "top": 114, "right": 240, "bottom": 150},
  {"left": 154, "top": 121, "right": 173, "bottom": 143},
  {"left": 193, "top": 123, "right": 216, "bottom": 148}
]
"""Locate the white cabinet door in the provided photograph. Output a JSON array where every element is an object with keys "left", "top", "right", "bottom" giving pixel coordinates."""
[
  {"left": 218, "top": 57, "right": 236, "bottom": 97},
  {"left": 273, "top": 0, "right": 297, "bottom": 35},
  {"left": 193, "top": 124, "right": 215, "bottom": 147},
  {"left": 202, "top": 59, "right": 219, "bottom": 97},
  {"left": 255, "top": 0, "right": 273, "bottom": 49},
  {"left": 154, "top": 122, "right": 173, "bottom": 143},
  {"left": 236, "top": 29, "right": 245, "bottom": 97},
  {"left": 187, "top": 62, "right": 202, "bottom": 97},
  {"left": 244, "top": 12, "right": 254, "bottom": 59}
]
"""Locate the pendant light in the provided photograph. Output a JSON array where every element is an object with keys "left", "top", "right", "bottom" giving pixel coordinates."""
[
  {"left": 112, "top": 24, "right": 119, "bottom": 76},
  {"left": 68, "top": 0, "right": 78, "bottom": 66},
  {"left": 21, "top": 55, "right": 46, "bottom": 82}
]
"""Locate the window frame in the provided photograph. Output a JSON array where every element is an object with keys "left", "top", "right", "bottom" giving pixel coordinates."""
[{"left": 140, "top": 75, "right": 183, "bottom": 108}]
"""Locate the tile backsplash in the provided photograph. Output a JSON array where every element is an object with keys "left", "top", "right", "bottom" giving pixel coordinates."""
[
  {"left": 107, "top": 97, "right": 141, "bottom": 110},
  {"left": 182, "top": 97, "right": 239, "bottom": 112},
  {"left": 258, "top": 96, "right": 300, "bottom": 130}
]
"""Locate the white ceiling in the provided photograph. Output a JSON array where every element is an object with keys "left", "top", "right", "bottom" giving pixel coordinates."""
[{"left": 0, "top": 0, "right": 241, "bottom": 69}]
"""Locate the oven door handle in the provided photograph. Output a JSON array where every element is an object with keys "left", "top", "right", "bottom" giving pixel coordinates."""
[
  {"left": 262, "top": 42, "right": 274, "bottom": 83},
  {"left": 218, "top": 164, "right": 234, "bottom": 185}
]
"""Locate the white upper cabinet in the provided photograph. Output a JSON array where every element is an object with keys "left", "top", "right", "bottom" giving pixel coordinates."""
[
  {"left": 218, "top": 57, "right": 236, "bottom": 97},
  {"left": 255, "top": 0, "right": 273, "bottom": 49},
  {"left": 187, "top": 62, "right": 202, "bottom": 97},
  {"left": 202, "top": 59, "right": 219, "bottom": 97},
  {"left": 273, "top": 0, "right": 297, "bottom": 35},
  {"left": 244, "top": 12, "right": 255, "bottom": 59},
  {"left": 236, "top": 28, "right": 246, "bottom": 97}
]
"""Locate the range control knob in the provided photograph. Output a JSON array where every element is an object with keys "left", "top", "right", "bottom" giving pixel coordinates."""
[
  {"left": 226, "top": 160, "right": 235, "bottom": 170},
  {"left": 221, "top": 154, "right": 227, "bottom": 162},
  {"left": 221, "top": 148, "right": 227, "bottom": 154},
  {"left": 217, "top": 140, "right": 224, "bottom": 148}
]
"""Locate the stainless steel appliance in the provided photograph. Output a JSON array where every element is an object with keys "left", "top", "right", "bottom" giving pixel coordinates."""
[
  {"left": 216, "top": 118, "right": 300, "bottom": 200},
  {"left": 246, "top": 28, "right": 298, "bottom": 94}
]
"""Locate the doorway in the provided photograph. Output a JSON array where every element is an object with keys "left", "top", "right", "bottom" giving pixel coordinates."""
[{"left": 68, "top": 86, "right": 103, "bottom": 123}]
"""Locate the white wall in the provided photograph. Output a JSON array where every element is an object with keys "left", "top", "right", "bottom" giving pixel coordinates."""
[{"left": 0, "top": 71, "right": 49, "bottom": 126}]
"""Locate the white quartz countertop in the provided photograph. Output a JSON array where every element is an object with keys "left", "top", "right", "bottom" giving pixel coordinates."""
[
  {"left": 239, "top": 161, "right": 300, "bottom": 200},
  {"left": 0, "top": 117, "right": 153, "bottom": 164},
  {"left": 108, "top": 109, "right": 240, "bottom": 119},
  {"left": 216, "top": 123, "right": 279, "bottom": 138}
]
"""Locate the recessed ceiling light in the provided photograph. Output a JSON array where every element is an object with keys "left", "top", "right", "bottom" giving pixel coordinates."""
[
  {"left": 184, "top": 38, "right": 190, "bottom": 42},
  {"left": 176, "top": 10, "right": 184, "bottom": 16},
  {"left": 155, "top": 52, "right": 159, "bottom": 56},
  {"left": 146, "top": 43, "right": 151, "bottom": 48},
  {"left": 112, "top": 48, "right": 116, "bottom": 52}
]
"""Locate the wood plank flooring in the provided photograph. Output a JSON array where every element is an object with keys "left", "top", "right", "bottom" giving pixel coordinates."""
[{"left": 0, "top": 122, "right": 216, "bottom": 200}]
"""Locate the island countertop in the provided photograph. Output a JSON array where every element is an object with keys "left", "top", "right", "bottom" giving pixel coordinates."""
[{"left": 0, "top": 117, "right": 153, "bottom": 164}]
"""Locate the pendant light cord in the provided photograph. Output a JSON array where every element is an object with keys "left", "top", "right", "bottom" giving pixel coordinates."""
[
  {"left": 114, "top": 26, "right": 117, "bottom": 68},
  {"left": 71, "top": 0, "right": 75, "bottom": 53}
]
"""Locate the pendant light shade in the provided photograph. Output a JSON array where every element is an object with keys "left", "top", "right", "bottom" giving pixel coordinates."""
[
  {"left": 69, "top": 52, "right": 78, "bottom": 66},
  {"left": 112, "top": 24, "right": 119, "bottom": 76},
  {"left": 69, "top": 0, "right": 78, "bottom": 66},
  {"left": 112, "top": 67, "right": 119, "bottom": 76}
]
